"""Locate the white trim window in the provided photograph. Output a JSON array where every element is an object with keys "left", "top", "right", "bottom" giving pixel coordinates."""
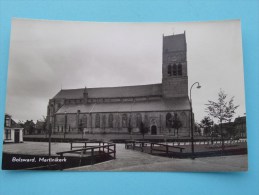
[{"left": 5, "top": 129, "right": 11, "bottom": 140}]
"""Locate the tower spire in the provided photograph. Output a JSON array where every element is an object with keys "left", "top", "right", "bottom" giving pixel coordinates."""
[{"left": 83, "top": 86, "right": 88, "bottom": 104}]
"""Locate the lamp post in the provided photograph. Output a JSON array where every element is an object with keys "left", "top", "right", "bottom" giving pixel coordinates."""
[
  {"left": 48, "top": 120, "right": 52, "bottom": 157},
  {"left": 48, "top": 116, "right": 52, "bottom": 169},
  {"left": 190, "top": 82, "right": 201, "bottom": 159},
  {"left": 64, "top": 111, "right": 67, "bottom": 139}
]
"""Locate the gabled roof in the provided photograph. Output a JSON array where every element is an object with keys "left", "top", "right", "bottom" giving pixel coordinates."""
[
  {"left": 9, "top": 119, "right": 23, "bottom": 128},
  {"left": 11, "top": 122, "right": 23, "bottom": 128},
  {"left": 163, "top": 33, "right": 186, "bottom": 52},
  {"left": 53, "top": 83, "right": 163, "bottom": 99},
  {"left": 55, "top": 97, "right": 190, "bottom": 114},
  {"left": 4, "top": 114, "right": 23, "bottom": 128}
]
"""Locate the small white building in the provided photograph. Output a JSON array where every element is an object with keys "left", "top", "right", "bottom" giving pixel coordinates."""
[{"left": 3, "top": 114, "right": 23, "bottom": 143}]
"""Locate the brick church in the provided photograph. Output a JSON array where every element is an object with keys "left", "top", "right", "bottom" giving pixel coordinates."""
[{"left": 47, "top": 32, "right": 192, "bottom": 137}]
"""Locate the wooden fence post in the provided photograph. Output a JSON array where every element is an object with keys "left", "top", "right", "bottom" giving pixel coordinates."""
[
  {"left": 91, "top": 148, "right": 94, "bottom": 165},
  {"left": 114, "top": 144, "right": 116, "bottom": 159},
  {"left": 150, "top": 143, "right": 153, "bottom": 154}
]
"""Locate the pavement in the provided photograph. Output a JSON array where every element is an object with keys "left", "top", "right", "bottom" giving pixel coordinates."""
[
  {"left": 3, "top": 142, "right": 248, "bottom": 172},
  {"left": 68, "top": 144, "right": 248, "bottom": 172}
]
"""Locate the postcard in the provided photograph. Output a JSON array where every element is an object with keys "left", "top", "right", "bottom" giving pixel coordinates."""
[{"left": 2, "top": 19, "right": 247, "bottom": 171}]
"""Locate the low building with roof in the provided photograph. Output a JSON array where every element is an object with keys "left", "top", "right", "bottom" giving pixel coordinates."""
[
  {"left": 23, "top": 120, "right": 35, "bottom": 135},
  {"left": 47, "top": 32, "right": 192, "bottom": 137},
  {"left": 35, "top": 120, "right": 46, "bottom": 134},
  {"left": 234, "top": 116, "right": 246, "bottom": 138},
  {"left": 3, "top": 114, "right": 23, "bottom": 143},
  {"left": 212, "top": 116, "right": 247, "bottom": 139}
]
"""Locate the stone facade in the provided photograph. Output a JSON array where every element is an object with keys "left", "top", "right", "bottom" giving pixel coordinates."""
[
  {"left": 162, "top": 33, "right": 188, "bottom": 98},
  {"left": 52, "top": 111, "right": 190, "bottom": 136},
  {"left": 47, "top": 32, "right": 192, "bottom": 137}
]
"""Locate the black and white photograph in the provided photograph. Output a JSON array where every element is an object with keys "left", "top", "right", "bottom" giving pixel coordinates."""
[{"left": 2, "top": 19, "right": 247, "bottom": 171}]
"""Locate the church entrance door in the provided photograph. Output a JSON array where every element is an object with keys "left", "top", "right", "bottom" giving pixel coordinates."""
[{"left": 151, "top": 125, "right": 157, "bottom": 135}]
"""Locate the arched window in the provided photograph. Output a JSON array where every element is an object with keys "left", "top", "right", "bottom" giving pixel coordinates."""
[
  {"left": 108, "top": 114, "right": 113, "bottom": 128},
  {"left": 95, "top": 114, "right": 100, "bottom": 128},
  {"left": 178, "top": 63, "right": 182, "bottom": 76},
  {"left": 82, "top": 115, "right": 87, "bottom": 128},
  {"left": 136, "top": 113, "right": 142, "bottom": 128},
  {"left": 144, "top": 114, "right": 149, "bottom": 127},
  {"left": 122, "top": 114, "right": 127, "bottom": 128},
  {"left": 180, "top": 112, "right": 187, "bottom": 127},
  {"left": 115, "top": 114, "right": 120, "bottom": 128},
  {"left": 166, "top": 113, "right": 172, "bottom": 128},
  {"left": 172, "top": 64, "right": 177, "bottom": 76},
  {"left": 167, "top": 64, "right": 172, "bottom": 76},
  {"left": 102, "top": 115, "right": 106, "bottom": 128}
]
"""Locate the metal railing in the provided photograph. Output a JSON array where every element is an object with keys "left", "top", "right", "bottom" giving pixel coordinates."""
[
  {"left": 57, "top": 141, "right": 116, "bottom": 165},
  {"left": 125, "top": 140, "right": 185, "bottom": 157}
]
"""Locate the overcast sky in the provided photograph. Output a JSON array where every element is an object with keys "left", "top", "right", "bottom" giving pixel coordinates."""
[{"left": 5, "top": 19, "right": 245, "bottom": 123}]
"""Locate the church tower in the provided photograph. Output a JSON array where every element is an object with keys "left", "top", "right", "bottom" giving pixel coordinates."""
[{"left": 162, "top": 32, "right": 188, "bottom": 98}]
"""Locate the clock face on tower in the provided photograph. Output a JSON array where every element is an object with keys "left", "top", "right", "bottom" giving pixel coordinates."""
[{"left": 168, "top": 56, "right": 177, "bottom": 62}]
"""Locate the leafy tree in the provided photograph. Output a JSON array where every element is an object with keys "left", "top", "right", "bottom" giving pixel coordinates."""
[
  {"left": 205, "top": 89, "right": 239, "bottom": 150},
  {"left": 199, "top": 116, "right": 214, "bottom": 136},
  {"left": 194, "top": 122, "right": 202, "bottom": 136},
  {"left": 166, "top": 114, "right": 173, "bottom": 134},
  {"left": 171, "top": 114, "right": 182, "bottom": 138},
  {"left": 139, "top": 121, "right": 149, "bottom": 140}
]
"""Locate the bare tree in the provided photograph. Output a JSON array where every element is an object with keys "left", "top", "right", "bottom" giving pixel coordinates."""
[
  {"left": 78, "top": 119, "right": 84, "bottom": 139},
  {"left": 127, "top": 116, "right": 133, "bottom": 140},
  {"left": 139, "top": 121, "right": 149, "bottom": 140},
  {"left": 171, "top": 114, "right": 182, "bottom": 138}
]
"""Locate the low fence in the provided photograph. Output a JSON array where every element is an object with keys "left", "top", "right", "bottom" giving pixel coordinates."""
[
  {"left": 125, "top": 139, "right": 247, "bottom": 158},
  {"left": 125, "top": 140, "right": 185, "bottom": 157},
  {"left": 56, "top": 141, "right": 116, "bottom": 166},
  {"left": 111, "top": 138, "right": 247, "bottom": 144},
  {"left": 23, "top": 137, "right": 89, "bottom": 143},
  {"left": 150, "top": 142, "right": 184, "bottom": 156},
  {"left": 70, "top": 140, "right": 103, "bottom": 150},
  {"left": 24, "top": 135, "right": 247, "bottom": 145}
]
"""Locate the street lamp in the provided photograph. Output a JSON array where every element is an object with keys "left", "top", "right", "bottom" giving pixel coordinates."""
[
  {"left": 190, "top": 82, "right": 201, "bottom": 159},
  {"left": 64, "top": 111, "right": 67, "bottom": 139},
  {"left": 48, "top": 116, "right": 52, "bottom": 169}
]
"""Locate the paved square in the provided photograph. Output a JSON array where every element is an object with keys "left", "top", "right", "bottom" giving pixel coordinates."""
[{"left": 3, "top": 142, "right": 248, "bottom": 171}]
